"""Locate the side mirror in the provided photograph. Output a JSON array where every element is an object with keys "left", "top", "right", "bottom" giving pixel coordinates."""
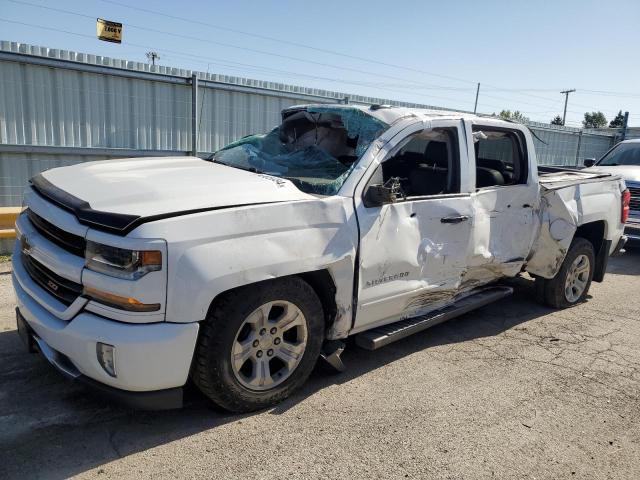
[
  {"left": 364, "top": 184, "right": 397, "bottom": 207},
  {"left": 583, "top": 158, "right": 596, "bottom": 168}
]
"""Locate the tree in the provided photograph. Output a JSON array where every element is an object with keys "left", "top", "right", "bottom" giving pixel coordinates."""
[
  {"left": 551, "top": 115, "right": 563, "bottom": 125},
  {"left": 582, "top": 111, "right": 607, "bottom": 129},
  {"left": 609, "top": 110, "right": 625, "bottom": 128},
  {"left": 499, "top": 109, "right": 529, "bottom": 123}
]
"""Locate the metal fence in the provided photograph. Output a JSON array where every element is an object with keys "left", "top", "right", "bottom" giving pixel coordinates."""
[
  {"left": 0, "top": 41, "right": 620, "bottom": 207},
  {"left": 524, "top": 121, "right": 615, "bottom": 166}
]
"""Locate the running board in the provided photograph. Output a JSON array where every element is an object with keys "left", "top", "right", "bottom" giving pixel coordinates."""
[{"left": 354, "top": 286, "right": 513, "bottom": 350}]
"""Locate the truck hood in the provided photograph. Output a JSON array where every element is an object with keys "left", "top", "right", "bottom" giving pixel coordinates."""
[
  {"left": 36, "top": 156, "right": 314, "bottom": 233},
  {"left": 585, "top": 165, "right": 640, "bottom": 183}
]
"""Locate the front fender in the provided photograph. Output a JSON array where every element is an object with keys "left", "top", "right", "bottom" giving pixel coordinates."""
[{"left": 158, "top": 198, "right": 358, "bottom": 339}]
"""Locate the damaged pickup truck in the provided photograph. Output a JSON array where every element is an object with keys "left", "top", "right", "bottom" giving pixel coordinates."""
[{"left": 13, "top": 105, "right": 629, "bottom": 412}]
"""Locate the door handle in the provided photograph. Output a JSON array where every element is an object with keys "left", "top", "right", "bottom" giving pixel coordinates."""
[{"left": 440, "top": 215, "right": 470, "bottom": 224}]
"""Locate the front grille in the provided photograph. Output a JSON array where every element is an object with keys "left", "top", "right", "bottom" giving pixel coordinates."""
[
  {"left": 26, "top": 209, "right": 85, "bottom": 257},
  {"left": 21, "top": 254, "right": 83, "bottom": 305},
  {"left": 628, "top": 186, "right": 640, "bottom": 212}
]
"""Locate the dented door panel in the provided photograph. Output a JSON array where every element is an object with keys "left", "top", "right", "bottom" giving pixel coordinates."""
[
  {"left": 353, "top": 194, "right": 474, "bottom": 333},
  {"left": 465, "top": 119, "right": 540, "bottom": 283},
  {"left": 352, "top": 118, "right": 476, "bottom": 333},
  {"left": 467, "top": 185, "right": 539, "bottom": 282}
]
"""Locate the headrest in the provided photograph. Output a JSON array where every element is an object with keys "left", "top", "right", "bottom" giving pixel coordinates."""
[{"left": 425, "top": 141, "right": 448, "bottom": 167}]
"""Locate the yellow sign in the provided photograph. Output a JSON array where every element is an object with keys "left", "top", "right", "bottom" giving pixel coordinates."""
[{"left": 96, "top": 18, "right": 122, "bottom": 43}]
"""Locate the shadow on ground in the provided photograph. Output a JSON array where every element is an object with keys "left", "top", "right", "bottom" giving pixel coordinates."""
[
  {"left": 606, "top": 246, "right": 640, "bottom": 275},
  {"left": 0, "top": 278, "right": 549, "bottom": 478}
]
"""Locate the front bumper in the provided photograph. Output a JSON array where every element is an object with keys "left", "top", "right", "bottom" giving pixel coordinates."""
[
  {"left": 17, "top": 309, "right": 185, "bottom": 409},
  {"left": 13, "top": 256, "right": 200, "bottom": 409},
  {"left": 624, "top": 222, "right": 640, "bottom": 246}
]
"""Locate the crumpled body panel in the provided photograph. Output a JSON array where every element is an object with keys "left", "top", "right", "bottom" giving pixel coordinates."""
[
  {"left": 466, "top": 187, "right": 539, "bottom": 282},
  {"left": 525, "top": 190, "right": 577, "bottom": 278},
  {"left": 136, "top": 196, "right": 359, "bottom": 339},
  {"left": 526, "top": 176, "right": 624, "bottom": 279}
]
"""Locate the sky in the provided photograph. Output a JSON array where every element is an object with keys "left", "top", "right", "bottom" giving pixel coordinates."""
[{"left": 2, "top": 0, "right": 640, "bottom": 127}]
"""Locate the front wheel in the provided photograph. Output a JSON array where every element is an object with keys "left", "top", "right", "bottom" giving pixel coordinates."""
[
  {"left": 191, "top": 277, "right": 324, "bottom": 413},
  {"left": 535, "top": 237, "right": 595, "bottom": 308}
]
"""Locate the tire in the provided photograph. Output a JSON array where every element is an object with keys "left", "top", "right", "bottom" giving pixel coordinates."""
[
  {"left": 191, "top": 277, "right": 324, "bottom": 413},
  {"left": 535, "top": 237, "right": 595, "bottom": 309}
]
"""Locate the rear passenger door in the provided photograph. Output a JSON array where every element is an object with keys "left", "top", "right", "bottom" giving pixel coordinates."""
[{"left": 466, "top": 121, "right": 539, "bottom": 282}]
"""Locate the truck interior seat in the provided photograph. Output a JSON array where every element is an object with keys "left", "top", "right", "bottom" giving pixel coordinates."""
[
  {"left": 476, "top": 167, "right": 505, "bottom": 188},
  {"left": 478, "top": 158, "right": 515, "bottom": 183},
  {"left": 408, "top": 141, "right": 449, "bottom": 196}
]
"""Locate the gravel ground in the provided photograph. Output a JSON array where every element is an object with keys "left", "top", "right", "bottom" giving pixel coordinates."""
[{"left": 0, "top": 253, "right": 639, "bottom": 480}]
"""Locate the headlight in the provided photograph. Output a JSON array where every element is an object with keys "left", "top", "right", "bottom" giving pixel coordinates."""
[{"left": 85, "top": 241, "right": 162, "bottom": 280}]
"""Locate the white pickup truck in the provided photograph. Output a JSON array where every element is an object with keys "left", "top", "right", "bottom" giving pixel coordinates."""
[
  {"left": 13, "top": 105, "right": 629, "bottom": 412},
  {"left": 583, "top": 139, "right": 640, "bottom": 246}
]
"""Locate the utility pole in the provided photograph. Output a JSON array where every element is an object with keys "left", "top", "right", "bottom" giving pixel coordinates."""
[
  {"left": 621, "top": 111, "right": 630, "bottom": 141},
  {"left": 560, "top": 89, "right": 576, "bottom": 126},
  {"left": 146, "top": 51, "right": 160, "bottom": 66},
  {"left": 473, "top": 82, "right": 480, "bottom": 114}
]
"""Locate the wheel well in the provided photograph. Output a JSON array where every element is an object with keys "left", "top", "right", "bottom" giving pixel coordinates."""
[
  {"left": 574, "top": 220, "right": 608, "bottom": 282},
  {"left": 206, "top": 270, "right": 338, "bottom": 335},
  {"left": 574, "top": 221, "right": 605, "bottom": 254},
  {"left": 297, "top": 270, "right": 338, "bottom": 335}
]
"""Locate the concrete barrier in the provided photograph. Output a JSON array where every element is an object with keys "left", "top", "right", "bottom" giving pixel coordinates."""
[{"left": 0, "top": 207, "right": 20, "bottom": 244}]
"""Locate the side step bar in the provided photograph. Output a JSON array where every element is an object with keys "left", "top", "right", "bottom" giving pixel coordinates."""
[{"left": 354, "top": 286, "right": 513, "bottom": 350}]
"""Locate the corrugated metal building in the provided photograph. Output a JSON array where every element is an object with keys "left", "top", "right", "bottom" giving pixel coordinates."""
[{"left": 0, "top": 41, "right": 619, "bottom": 211}]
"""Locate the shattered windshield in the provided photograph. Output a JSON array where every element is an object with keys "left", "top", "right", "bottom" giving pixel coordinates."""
[
  {"left": 598, "top": 142, "right": 640, "bottom": 166},
  {"left": 212, "top": 107, "right": 389, "bottom": 195}
]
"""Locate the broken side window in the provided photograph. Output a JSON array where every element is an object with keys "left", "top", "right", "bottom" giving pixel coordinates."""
[
  {"left": 380, "top": 128, "right": 461, "bottom": 197},
  {"left": 472, "top": 127, "right": 528, "bottom": 188},
  {"left": 212, "top": 107, "right": 389, "bottom": 195}
]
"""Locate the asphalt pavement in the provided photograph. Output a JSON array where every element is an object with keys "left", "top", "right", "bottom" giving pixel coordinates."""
[{"left": 1, "top": 252, "right": 639, "bottom": 479}]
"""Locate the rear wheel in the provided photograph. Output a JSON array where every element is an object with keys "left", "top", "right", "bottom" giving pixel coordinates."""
[
  {"left": 535, "top": 237, "right": 595, "bottom": 308},
  {"left": 191, "top": 277, "right": 324, "bottom": 413}
]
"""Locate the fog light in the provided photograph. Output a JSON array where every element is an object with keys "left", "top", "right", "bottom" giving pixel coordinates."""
[{"left": 96, "top": 342, "right": 117, "bottom": 377}]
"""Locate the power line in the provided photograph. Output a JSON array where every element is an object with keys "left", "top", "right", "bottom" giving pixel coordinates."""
[
  {"left": 97, "top": 0, "right": 639, "bottom": 110},
  {"left": 6, "top": 0, "right": 476, "bottom": 94},
  {"left": 0, "top": 17, "right": 481, "bottom": 110},
  {"left": 8, "top": 0, "right": 630, "bottom": 115},
  {"left": 95, "top": 0, "right": 481, "bottom": 87},
  {"left": 4, "top": 1, "right": 636, "bottom": 123},
  {"left": 92, "top": 0, "right": 597, "bottom": 108},
  {"left": 98, "top": 0, "right": 640, "bottom": 110},
  {"left": 2, "top": 15, "right": 620, "bottom": 123}
]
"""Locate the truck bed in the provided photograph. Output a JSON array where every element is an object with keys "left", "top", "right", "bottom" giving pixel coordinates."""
[{"left": 537, "top": 165, "right": 618, "bottom": 190}]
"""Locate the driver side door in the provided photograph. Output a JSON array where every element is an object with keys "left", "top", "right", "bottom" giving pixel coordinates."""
[{"left": 352, "top": 119, "right": 474, "bottom": 333}]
